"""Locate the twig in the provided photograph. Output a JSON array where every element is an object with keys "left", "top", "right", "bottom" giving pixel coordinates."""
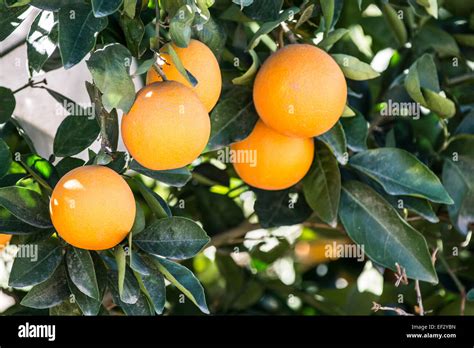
[
  {"left": 394, "top": 263, "right": 408, "bottom": 287},
  {"left": 210, "top": 221, "right": 260, "bottom": 248},
  {"left": 446, "top": 73, "right": 474, "bottom": 87},
  {"left": 151, "top": 0, "right": 168, "bottom": 81},
  {"left": 414, "top": 280, "right": 424, "bottom": 316},
  {"left": 371, "top": 302, "right": 414, "bottom": 316},
  {"left": 280, "top": 22, "right": 298, "bottom": 44},
  {"left": 438, "top": 253, "right": 466, "bottom": 316},
  {"left": 13, "top": 78, "right": 47, "bottom": 94}
]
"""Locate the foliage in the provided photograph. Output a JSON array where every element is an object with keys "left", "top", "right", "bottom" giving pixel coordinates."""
[{"left": 0, "top": 0, "right": 473, "bottom": 316}]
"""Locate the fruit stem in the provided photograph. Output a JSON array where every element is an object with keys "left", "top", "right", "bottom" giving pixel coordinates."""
[{"left": 152, "top": 0, "right": 168, "bottom": 81}]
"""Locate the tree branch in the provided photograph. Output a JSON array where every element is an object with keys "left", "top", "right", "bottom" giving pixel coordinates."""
[
  {"left": 210, "top": 221, "right": 260, "bottom": 248},
  {"left": 438, "top": 253, "right": 466, "bottom": 315}
]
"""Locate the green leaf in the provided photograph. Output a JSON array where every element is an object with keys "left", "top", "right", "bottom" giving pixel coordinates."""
[
  {"left": 135, "top": 217, "right": 210, "bottom": 259},
  {"left": 207, "top": 87, "right": 258, "bottom": 151},
  {"left": 53, "top": 115, "right": 100, "bottom": 157},
  {"left": 339, "top": 181, "right": 438, "bottom": 283},
  {"left": 137, "top": 257, "right": 166, "bottom": 314},
  {"left": 0, "top": 186, "right": 52, "bottom": 228},
  {"left": 130, "top": 201, "right": 146, "bottom": 235},
  {"left": 194, "top": 17, "right": 227, "bottom": 59},
  {"left": 321, "top": 0, "right": 334, "bottom": 33},
  {"left": 413, "top": 25, "right": 460, "bottom": 58},
  {"left": 254, "top": 188, "right": 312, "bottom": 228},
  {"left": 442, "top": 138, "right": 474, "bottom": 234},
  {"left": 129, "top": 160, "right": 192, "bottom": 187},
  {"left": 453, "top": 34, "right": 474, "bottom": 48},
  {"left": 9, "top": 238, "right": 63, "bottom": 288},
  {"left": 109, "top": 277, "right": 153, "bottom": 315},
  {"left": 169, "top": 4, "right": 195, "bottom": 48},
  {"left": 66, "top": 247, "right": 99, "bottom": 300},
  {"left": 340, "top": 109, "right": 368, "bottom": 152},
  {"left": 55, "top": 157, "right": 85, "bottom": 177},
  {"left": 416, "top": 0, "right": 438, "bottom": 18},
  {"left": 0, "top": 2, "right": 28, "bottom": 41},
  {"left": 163, "top": 43, "right": 197, "bottom": 86},
  {"left": 0, "top": 139, "right": 12, "bottom": 178},
  {"left": 303, "top": 141, "right": 341, "bottom": 227},
  {"left": 21, "top": 263, "right": 70, "bottom": 309},
  {"left": 233, "top": 0, "right": 253, "bottom": 8},
  {"left": 30, "top": 0, "right": 82, "bottom": 11},
  {"left": 242, "top": 0, "right": 283, "bottom": 21},
  {"left": 422, "top": 88, "right": 456, "bottom": 119},
  {"left": 27, "top": 11, "right": 58, "bottom": 77},
  {"left": 295, "top": 3, "right": 314, "bottom": 29},
  {"left": 332, "top": 54, "right": 380, "bottom": 80},
  {"left": 92, "top": 0, "right": 123, "bottom": 17},
  {"left": 381, "top": 2, "right": 407, "bottom": 46},
  {"left": 0, "top": 208, "right": 45, "bottom": 234},
  {"left": 154, "top": 257, "right": 209, "bottom": 314},
  {"left": 123, "top": 0, "right": 136, "bottom": 18},
  {"left": 318, "top": 28, "right": 348, "bottom": 51},
  {"left": 133, "top": 178, "right": 170, "bottom": 220},
  {"left": 58, "top": 3, "right": 108, "bottom": 69},
  {"left": 350, "top": 148, "right": 453, "bottom": 204},
  {"left": 115, "top": 245, "right": 126, "bottom": 301},
  {"left": 0, "top": 87, "right": 15, "bottom": 124},
  {"left": 468, "top": 289, "right": 474, "bottom": 301},
  {"left": 119, "top": 13, "right": 145, "bottom": 57},
  {"left": 317, "top": 121, "right": 348, "bottom": 165},
  {"left": 86, "top": 43, "right": 135, "bottom": 113},
  {"left": 247, "top": 7, "right": 300, "bottom": 50},
  {"left": 232, "top": 49, "right": 259, "bottom": 85}
]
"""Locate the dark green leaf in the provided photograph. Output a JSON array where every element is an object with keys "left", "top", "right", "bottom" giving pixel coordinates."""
[
  {"left": 129, "top": 160, "right": 192, "bottom": 187},
  {"left": 139, "top": 260, "right": 166, "bottom": 315},
  {"left": 381, "top": 2, "right": 407, "bottom": 46},
  {"left": 92, "top": 0, "right": 123, "bottom": 17},
  {"left": 27, "top": 11, "right": 58, "bottom": 76},
  {"left": 248, "top": 7, "right": 300, "bottom": 50},
  {"left": 53, "top": 115, "right": 100, "bottom": 157},
  {"left": 318, "top": 121, "right": 348, "bottom": 164},
  {"left": 58, "top": 3, "right": 108, "bottom": 69},
  {"left": 193, "top": 17, "right": 227, "bottom": 59},
  {"left": 169, "top": 4, "right": 194, "bottom": 48},
  {"left": 350, "top": 148, "right": 453, "bottom": 204},
  {"left": 340, "top": 109, "right": 368, "bottom": 152},
  {"left": 0, "top": 208, "right": 45, "bottom": 234},
  {"left": 21, "top": 263, "right": 69, "bottom": 309},
  {"left": 303, "top": 141, "right": 341, "bottom": 227},
  {"left": 413, "top": 25, "right": 460, "bottom": 58},
  {"left": 0, "top": 186, "right": 52, "bottom": 228},
  {"left": 243, "top": 0, "right": 283, "bottom": 21},
  {"left": 133, "top": 178, "right": 171, "bottom": 219},
  {"left": 339, "top": 181, "right": 438, "bottom": 283},
  {"left": 0, "top": 138, "right": 12, "bottom": 178},
  {"left": 332, "top": 54, "right": 380, "bottom": 80},
  {"left": 9, "top": 238, "right": 63, "bottom": 288},
  {"left": 130, "top": 201, "right": 146, "bottom": 235},
  {"left": 207, "top": 87, "right": 258, "bottom": 151},
  {"left": 66, "top": 247, "right": 99, "bottom": 299},
  {"left": 0, "top": 3, "right": 28, "bottom": 41},
  {"left": 318, "top": 28, "right": 348, "bottom": 51},
  {"left": 0, "top": 87, "right": 15, "bottom": 124},
  {"left": 135, "top": 217, "right": 210, "bottom": 259},
  {"left": 119, "top": 13, "right": 145, "bottom": 57},
  {"left": 254, "top": 188, "right": 312, "bottom": 228},
  {"left": 154, "top": 257, "right": 209, "bottom": 314},
  {"left": 109, "top": 277, "right": 153, "bottom": 315},
  {"left": 55, "top": 157, "right": 85, "bottom": 177},
  {"left": 86, "top": 43, "right": 135, "bottom": 113}
]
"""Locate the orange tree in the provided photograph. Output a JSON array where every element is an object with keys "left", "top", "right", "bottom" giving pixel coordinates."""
[{"left": 0, "top": 0, "right": 473, "bottom": 316}]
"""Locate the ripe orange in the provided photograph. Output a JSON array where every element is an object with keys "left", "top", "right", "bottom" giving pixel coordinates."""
[
  {"left": 231, "top": 121, "right": 314, "bottom": 190},
  {"left": 146, "top": 39, "right": 222, "bottom": 112},
  {"left": 0, "top": 234, "right": 12, "bottom": 249},
  {"left": 49, "top": 165, "right": 136, "bottom": 250},
  {"left": 121, "top": 81, "right": 210, "bottom": 170},
  {"left": 253, "top": 44, "right": 347, "bottom": 138}
]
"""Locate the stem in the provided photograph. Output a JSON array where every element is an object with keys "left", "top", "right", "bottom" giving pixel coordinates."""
[
  {"left": 210, "top": 221, "right": 260, "bottom": 248},
  {"left": 151, "top": 0, "right": 168, "bottom": 81},
  {"left": 446, "top": 73, "right": 474, "bottom": 87},
  {"left": 438, "top": 254, "right": 466, "bottom": 315},
  {"left": 414, "top": 280, "right": 424, "bottom": 316},
  {"left": 281, "top": 22, "right": 298, "bottom": 44},
  {"left": 19, "top": 160, "right": 53, "bottom": 194},
  {"left": 13, "top": 78, "right": 47, "bottom": 94}
]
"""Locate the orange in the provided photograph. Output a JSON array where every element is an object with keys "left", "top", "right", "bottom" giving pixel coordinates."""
[
  {"left": 121, "top": 81, "right": 210, "bottom": 170},
  {"left": 231, "top": 121, "right": 314, "bottom": 190},
  {"left": 253, "top": 44, "right": 347, "bottom": 138},
  {"left": 0, "top": 234, "right": 12, "bottom": 249},
  {"left": 49, "top": 165, "right": 136, "bottom": 250},
  {"left": 146, "top": 39, "right": 222, "bottom": 112}
]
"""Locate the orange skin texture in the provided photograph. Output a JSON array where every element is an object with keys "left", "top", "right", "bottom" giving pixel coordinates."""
[
  {"left": 121, "top": 81, "right": 210, "bottom": 170},
  {"left": 231, "top": 121, "right": 314, "bottom": 190},
  {"left": 253, "top": 44, "right": 347, "bottom": 138},
  {"left": 49, "top": 166, "right": 136, "bottom": 250},
  {"left": 0, "top": 234, "right": 12, "bottom": 249},
  {"left": 146, "top": 39, "right": 222, "bottom": 112}
]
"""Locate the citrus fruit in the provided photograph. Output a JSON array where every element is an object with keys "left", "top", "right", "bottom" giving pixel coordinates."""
[
  {"left": 253, "top": 44, "right": 347, "bottom": 138},
  {"left": 49, "top": 165, "right": 136, "bottom": 250},
  {"left": 121, "top": 81, "right": 210, "bottom": 170},
  {"left": 231, "top": 120, "right": 314, "bottom": 190},
  {"left": 0, "top": 234, "right": 12, "bottom": 249},
  {"left": 146, "top": 39, "right": 222, "bottom": 112}
]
